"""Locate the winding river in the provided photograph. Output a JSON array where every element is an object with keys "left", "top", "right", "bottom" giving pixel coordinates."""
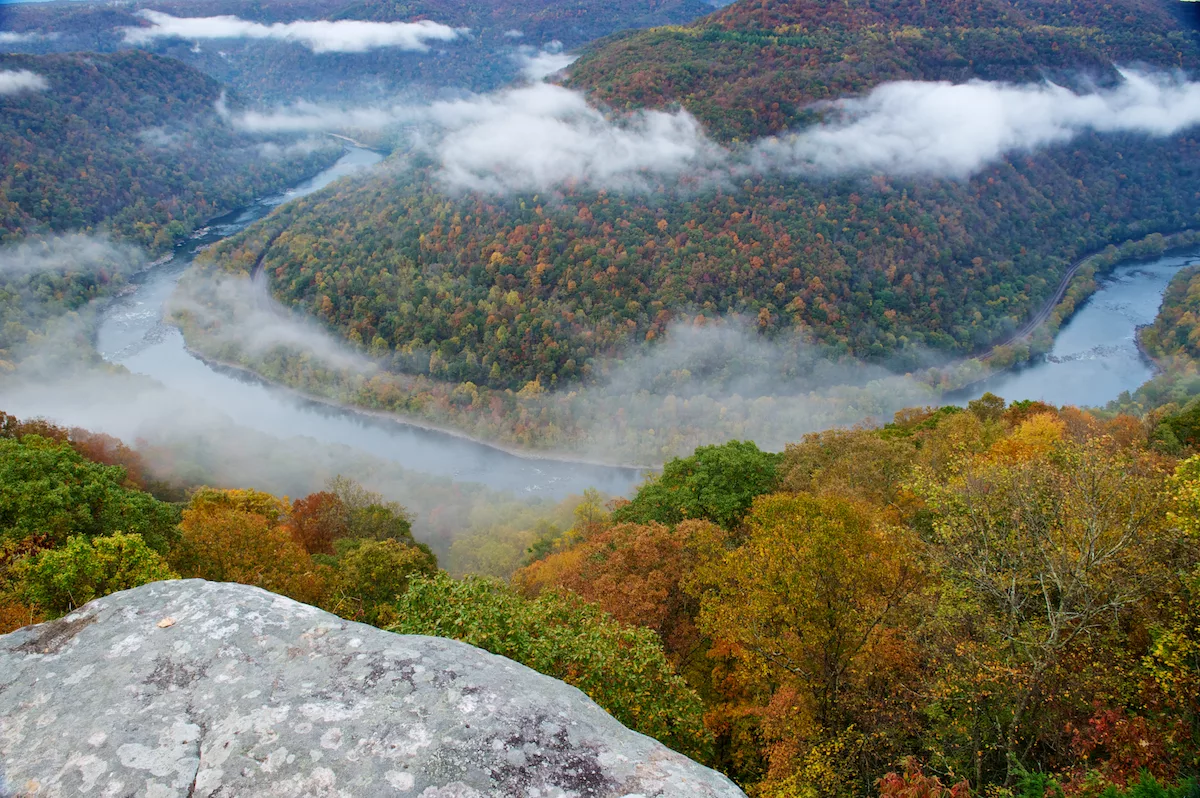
[
  {"left": 94, "top": 147, "right": 644, "bottom": 498},
  {"left": 956, "top": 247, "right": 1200, "bottom": 407},
  {"left": 79, "top": 146, "right": 1200, "bottom": 498}
]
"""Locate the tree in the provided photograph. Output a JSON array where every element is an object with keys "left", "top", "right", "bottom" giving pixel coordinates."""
[
  {"left": 327, "top": 476, "right": 417, "bottom": 544},
  {"left": 613, "top": 440, "right": 781, "bottom": 530},
  {"left": 910, "top": 417, "right": 1177, "bottom": 783},
  {"left": 171, "top": 488, "right": 325, "bottom": 605},
  {"left": 393, "top": 573, "right": 712, "bottom": 762},
  {"left": 19, "top": 532, "right": 177, "bottom": 616},
  {"left": 0, "top": 434, "right": 178, "bottom": 552},
  {"left": 514, "top": 519, "right": 720, "bottom": 665},
  {"left": 691, "top": 493, "right": 921, "bottom": 739},
  {"left": 324, "top": 539, "right": 437, "bottom": 625},
  {"left": 287, "top": 491, "right": 345, "bottom": 556}
]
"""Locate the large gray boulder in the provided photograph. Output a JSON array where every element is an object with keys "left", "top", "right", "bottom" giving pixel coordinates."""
[{"left": 0, "top": 579, "right": 745, "bottom": 798}]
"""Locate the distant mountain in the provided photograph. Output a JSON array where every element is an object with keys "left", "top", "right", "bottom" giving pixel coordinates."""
[
  {"left": 0, "top": 50, "right": 336, "bottom": 250},
  {"left": 0, "top": 0, "right": 714, "bottom": 101},
  {"left": 568, "top": 0, "right": 1200, "bottom": 140}
]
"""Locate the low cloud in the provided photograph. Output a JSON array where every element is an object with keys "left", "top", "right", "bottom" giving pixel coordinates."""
[
  {"left": 424, "top": 84, "right": 719, "bottom": 192},
  {"left": 502, "top": 29, "right": 524, "bottom": 38},
  {"left": 752, "top": 69, "right": 1200, "bottom": 178},
  {"left": 0, "top": 234, "right": 144, "bottom": 275},
  {"left": 515, "top": 41, "right": 577, "bottom": 81},
  {"left": 169, "top": 271, "right": 374, "bottom": 374},
  {"left": 123, "top": 10, "right": 467, "bottom": 53},
  {"left": 224, "top": 68, "right": 1200, "bottom": 194},
  {"left": 0, "top": 32, "right": 50, "bottom": 44},
  {"left": 0, "top": 69, "right": 48, "bottom": 96}
]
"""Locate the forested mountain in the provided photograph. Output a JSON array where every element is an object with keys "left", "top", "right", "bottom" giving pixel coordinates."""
[
  {"left": 568, "top": 0, "right": 1200, "bottom": 140},
  {"left": 0, "top": 50, "right": 337, "bottom": 251},
  {"left": 172, "top": 0, "right": 1200, "bottom": 450},
  {"left": 0, "top": 0, "right": 713, "bottom": 101}
]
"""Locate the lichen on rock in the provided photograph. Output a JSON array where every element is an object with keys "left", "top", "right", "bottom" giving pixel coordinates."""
[{"left": 0, "top": 579, "right": 746, "bottom": 798}]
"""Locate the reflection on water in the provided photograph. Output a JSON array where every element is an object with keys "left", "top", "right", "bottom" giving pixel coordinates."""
[
  {"left": 94, "top": 146, "right": 644, "bottom": 499},
  {"left": 957, "top": 249, "right": 1200, "bottom": 408}
]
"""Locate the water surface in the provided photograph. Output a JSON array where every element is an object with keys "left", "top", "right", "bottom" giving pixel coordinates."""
[
  {"left": 94, "top": 146, "right": 643, "bottom": 498},
  {"left": 957, "top": 248, "right": 1200, "bottom": 407}
]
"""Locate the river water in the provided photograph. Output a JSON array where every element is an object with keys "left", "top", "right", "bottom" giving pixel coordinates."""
[
  {"left": 93, "top": 146, "right": 643, "bottom": 498},
  {"left": 956, "top": 248, "right": 1200, "bottom": 407},
  {"left": 19, "top": 146, "right": 1194, "bottom": 500}
]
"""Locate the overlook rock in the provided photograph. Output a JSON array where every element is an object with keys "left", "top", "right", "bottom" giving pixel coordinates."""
[{"left": 0, "top": 580, "right": 745, "bottom": 798}]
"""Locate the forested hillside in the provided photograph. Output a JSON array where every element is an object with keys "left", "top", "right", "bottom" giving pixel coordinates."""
[
  {"left": 0, "top": 51, "right": 337, "bottom": 252},
  {"left": 0, "top": 0, "right": 713, "bottom": 101},
  {"left": 181, "top": 0, "right": 1200, "bottom": 436},
  {"left": 3, "top": 396, "right": 1199, "bottom": 795},
  {"left": 204, "top": 132, "right": 1199, "bottom": 389},
  {"left": 567, "top": 0, "right": 1200, "bottom": 140}
]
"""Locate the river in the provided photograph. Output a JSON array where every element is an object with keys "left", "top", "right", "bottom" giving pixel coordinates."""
[
  {"left": 956, "top": 247, "right": 1200, "bottom": 407},
  {"left": 93, "top": 146, "right": 644, "bottom": 498},
  {"left": 34, "top": 147, "right": 1199, "bottom": 500}
]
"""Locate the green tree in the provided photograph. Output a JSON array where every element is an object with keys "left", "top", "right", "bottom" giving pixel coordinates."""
[
  {"left": 0, "top": 435, "right": 179, "bottom": 552},
  {"left": 324, "top": 539, "right": 437, "bottom": 625},
  {"left": 613, "top": 440, "right": 781, "bottom": 530},
  {"left": 20, "top": 532, "right": 177, "bottom": 616},
  {"left": 392, "top": 573, "right": 712, "bottom": 761}
]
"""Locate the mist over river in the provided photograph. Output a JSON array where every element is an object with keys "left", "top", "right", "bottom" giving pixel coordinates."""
[
  {"left": 7, "top": 147, "right": 1191, "bottom": 501},
  {"left": 93, "top": 146, "right": 644, "bottom": 498}
]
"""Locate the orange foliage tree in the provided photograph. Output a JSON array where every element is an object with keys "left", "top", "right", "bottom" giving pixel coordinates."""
[{"left": 170, "top": 488, "right": 325, "bottom": 605}]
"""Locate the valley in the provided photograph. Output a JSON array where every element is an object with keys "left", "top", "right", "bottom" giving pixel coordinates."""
[{"left": 3, "top": 0, "right": 1200, "bottom": 791}]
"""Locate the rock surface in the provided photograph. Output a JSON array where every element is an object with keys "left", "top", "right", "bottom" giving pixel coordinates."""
[{"left": 0, "top": 579, "right": 745, "bottom": 798}]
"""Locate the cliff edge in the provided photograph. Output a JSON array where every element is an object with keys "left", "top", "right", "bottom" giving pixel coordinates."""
[{"left": 0, "top": 579, "right": 745, "bottom": 797}]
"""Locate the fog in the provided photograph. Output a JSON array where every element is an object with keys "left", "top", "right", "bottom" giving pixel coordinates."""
[
  {"left": 554, "top": 318, "right": 937, "bottom": 459},
  {"left": 168, "top": 270, "right": 376, "bottom": 374},
  {"left": 123, "top": 10, "right": 468, "bottom": 54},
  {"left": 0, "top": 69, "right": 47, "bottom": 95},
  {"left": 750, "top": 69, "right": 1200, "bottom": 178},
  {"left": 515, "top": 42, "right": 576, "bottom": 81},
  {"left": 220, "top": 68, "right": 1200, "bottom": 193},
  {"left": 0, "top": 32, "right": 48, "bottom": 44},
  {"left": 0, "top": 234, "right": 144, "bottom": 275}
]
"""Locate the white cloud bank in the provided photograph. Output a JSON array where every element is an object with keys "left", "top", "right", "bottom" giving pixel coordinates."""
[
  {"left": 227, "top": 83, "right": 720, "bottom": 192},
  {"left": 752, "top": 69, "right": 1200, "bottom": 178},
  {"left": 515, "top": 41, "right": 577, "bottom": 81},
  {"left": 0, "top": 32, "right": 47, "bottom": 45},
  {"left": 123, "top": 10, "right": 467, "bottom": 53},
  {"left": 0, "top": 69, "right": 48, "bottom": 96},
  {"left": 426, "top": 84, "right": 719, "bottom": 192},
  {"left": 226, "top": 69, "right": 1200, "bottom": 192}
]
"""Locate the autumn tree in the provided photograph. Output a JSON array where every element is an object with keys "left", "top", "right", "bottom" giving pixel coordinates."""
[
  {"left": 171, "top": 488, "right": 325, "bottom": 605},
  {"left": 911, "top": 415, "right": 1178, "bottom": 783},
  {"left": 515, "top": 519, "right": 721, "bottom": 664},
  {"left": 690, "top": 492, "right": 922, "bottom": 793}
]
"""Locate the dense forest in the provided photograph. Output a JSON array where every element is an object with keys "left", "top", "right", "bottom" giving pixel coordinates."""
[
  {"left": 0, "top": 51, "right": 338, "bottom": 253},
  {"left": 0, "top": 0, "right": 713, "bottom": 101},
  {"left": 3, "top": 394, "right": 1199, "bottom": 795},
  {"left": 172, "top": 0, "right": 1200, "bottom": 452},
  {"left": 567, "top": 0, "right": 1200, "bottom": 140}
]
